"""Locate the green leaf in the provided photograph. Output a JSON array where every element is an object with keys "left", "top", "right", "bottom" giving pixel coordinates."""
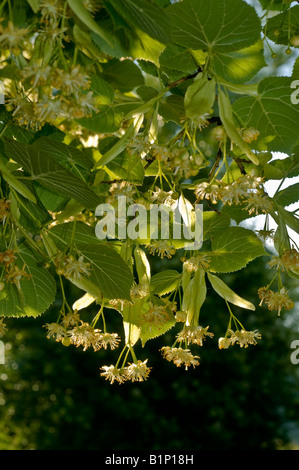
[
  {"left": 0, "top": 246, "right": 56, "bottom": 318},
  {"left": 32, "top": 137, "right": 93, "bottom": 173},
  {"left": 48, "top": 222, "right": 102, "bottom": 251},
  {"left": 207, "top": 272, "right": 255, "bottom": 310},
  {"left": 212, "top": 40, "right": 266, "bottom": 84},
  {"left": 101, "top": 59, "right": 144, "bottom": 92},
  {"left": 259, "top": 0, "right": 289, "bottom": 10},
  {"left": 4, "top": 139, "right": 100, "bottom": 209},
  {"left": 159, "top": 44, "right": 198, "bottom": 73},
  {"left": 276, "top": 205, "right": 299, "bottom": 234},
  {"left": 158, "top": 94, "right": 185, "bottom": 124},
  {"left": 106, "top": 151, "right": 144, "bottom": 184},
  {"left": 140, "top": 297, "right": 176, "bottom": 346},
  {"left": 106, "top": 0, "right": 172, "bottom": 44},
  {"left": 209, "top": 226, "right": 266, "bottom": 273},
  {"left": 218, "top": 89, "right": 259, "bottom": 165},
  {"left": 266, "top": 6, "right": 299, "bottom": 47},
  {"left": 203, "top": 211, "right": 231, "bottom": 241},
  {"left": 77, "top": 106, "right": 123, "bottom": 134},
  {"left": 67, "top": 0, "right": 113, "bottom": 47},
  {"left": 88, "top": 74, "right": 115, "bottom": 105},
  {"left": 134, "top": 246, "right": 151, "bottom": 286},
  {"left": 0, "top": 156, "right": 37, "bottom": 203},
  {"left": 274, "top": 182, "right": 299, "bottom": 207},
  {"left": 184, "top": 75, "right": 216, "bottom": 121},
  {"left": 77, "top": 244, "right": 134, "bottom": 300},
  {"left": 26, "top": 0, "right": 40, "bottom": 12},
  {"left": 232, "top": 77, "right": 299, "bottom": 154},
  {"left": 150, "top": 270, "right": 181, "bottom": 295},
  {"left": 167, "top": 0, "right": 261, "bottom": 53}
]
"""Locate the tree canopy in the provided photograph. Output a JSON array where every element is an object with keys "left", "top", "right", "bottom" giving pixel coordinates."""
[{"left": 0, "top": 0, "right": 298, "bottom": 384}]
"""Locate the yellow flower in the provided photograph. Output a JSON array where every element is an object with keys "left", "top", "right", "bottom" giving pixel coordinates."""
[
  {"left": 124, "top": 359, "right": 151, "bottom": 382},
  {"left": 93, "top": 332, "right": 121, "bottom": 351},
  {"left": 140, "top": 304, "right": 172, "bottom": 329},
  {"left": 100, "top": 365, "right": 127, "bottom": 384},
  {"left": 176, "top": 325, "right": 214, "bottom": 346},
  {"left": 148, "top": 240, "right": 176, "bottom": 259},
  {"left": 160, "top": 346, "right": 200, "bottom": 370},
  {"left": 44, "top": 323, "right": 67, "bottom": 342}
]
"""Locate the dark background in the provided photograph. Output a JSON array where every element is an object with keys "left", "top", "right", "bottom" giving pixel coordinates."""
[{"left": 0, "top": 252, "right": 299, "bottom": 451}]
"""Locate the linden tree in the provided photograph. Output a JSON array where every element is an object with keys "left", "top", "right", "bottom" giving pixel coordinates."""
[{"left": 0, "top": 0, "right": 298, "bottom": 384}]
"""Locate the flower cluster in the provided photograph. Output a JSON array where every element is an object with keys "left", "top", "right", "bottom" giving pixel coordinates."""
[
  {"left": 182, "top": 254, "right": 211, "bottom": 272},
  {"left": 160, "top": 346, "right": 200, "bottom": 370},
  {"left": 44, "top": 315, "right": 121, "bottom": 352},
  {"left": 100, "top": 359, "right": 151, "bottom": 384},
  {"left": 176, "top": 325, "right": 214, "bottom": 346},
  {"left": 218, "top": 329, "right": 261, "bottom": 349},
  {"left": 6, "top": 63, "right": 97, "bottom": 131},
  {"left": 150, "top": 144, "right": 206, "bottom": 179},
  {"left": 258, "top": 286, "right": 295, "bottom": 316},
  {"left": 54, "top": 253, "right": 91, "bottom": 281},
  {"left": 194, "top": 172, "right": 273, "bottom": 216},
  {"left": 0, "top": 250, "right": 31, "bottom": 291}
]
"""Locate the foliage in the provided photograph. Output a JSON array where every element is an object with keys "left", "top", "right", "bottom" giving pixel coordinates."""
[{"left": 0, "top": 0, "right": 298, "bottom": 384}]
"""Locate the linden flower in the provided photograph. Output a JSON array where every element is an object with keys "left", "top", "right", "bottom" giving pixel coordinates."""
[
  {"left": 124, "top": 360, "right": 151, "bottom": 382},
  {"left": 53, "top": 66, "right": 91, "bottom": 95},
  {"left": 243, "top": 193, "right": 273, "bottom": 215},
  {"left": 100, "top": 365, "right": 127, "bottom": 384},
  {"left": 130, "top": 283, "right": 150, "bottom": 300},
  {"left": 160, "top": 346, "right": 200, "bottom": 370},
  {"left": 0, "top": 319, "right": 7, "bottom": 338},
  {"left": 140, "top": 304, "right": 171, "bottom": 329},
  {"left": 68, "top": 322, "right": 101, "bottom": 351},
  {"left": 264, "top": 288, "right": 295, "bottom": 316},
  {"left": 35, "top": 97, "right": 66, "bottom": 123},
  {"left": 107, "top": 181, "right": 136, "bottom": 205},
  {"left": 148, "top": 240, "right": 176, "bottom": 259},
  {"left": 39, "top": 0, "right": 65, "bottom": 24},
  {"left": 0, "top": 198, "right": 10, "bottom": 223},
  {"left": 44, "top": 323, "right": 67, "bottom": 342},
  {"left": 5, "top": 264, "right": 31, "bottom": 290},
  {"left": 151, "top": 187, "right": 177, "bottom": 207},
  {"left": 176, "top": 325, "right": 214, "bottom": 346},
  {"left": 63, "top": 255, "right": 91, "bottom": 281},
  {"left": 228, "top": 329, "right": 261, "bottom": 348},
  {"left": 0, "top": 249, "right": 17, "bottom": 266},
  {"left": 175, "top": 310, "right": 188, "bottom": 323},
  {"left": 70, "top": 91, "right": 98, "bottom": 118},
  {"left": 82, "top": 0, "right": 102, "bottom": 15},
  {"left": 94, "top": 332, "right": 121, "bottom": 351},
  {"left": 22, "top": 64, "right": 52, "bottom": 88},
  {"left": 0, "top": 20, "right": 29, "bottom": 51},
  {"left": 241, "top": 127, "right": 260, "bottom": 143},
  {"left": 61, "top": 311, "right": 81, "bottom": 328},
  {"left": 281, "top": 248, "right": 299, "bottom": 272},
  {"left": 256, "top": 229, "right": 275, "bottom": 241},
  {"left": 195, "top": 181, "right": 220, "bottom": 204},
  {"left": 267, "top": 256, "right": 286, "bottom": 271},
  {"left": 218, "top": 337, "right": 232, "bottom": 349},
  {"left": 183, "top": 254, "right": 211, "bottom": 272}
]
